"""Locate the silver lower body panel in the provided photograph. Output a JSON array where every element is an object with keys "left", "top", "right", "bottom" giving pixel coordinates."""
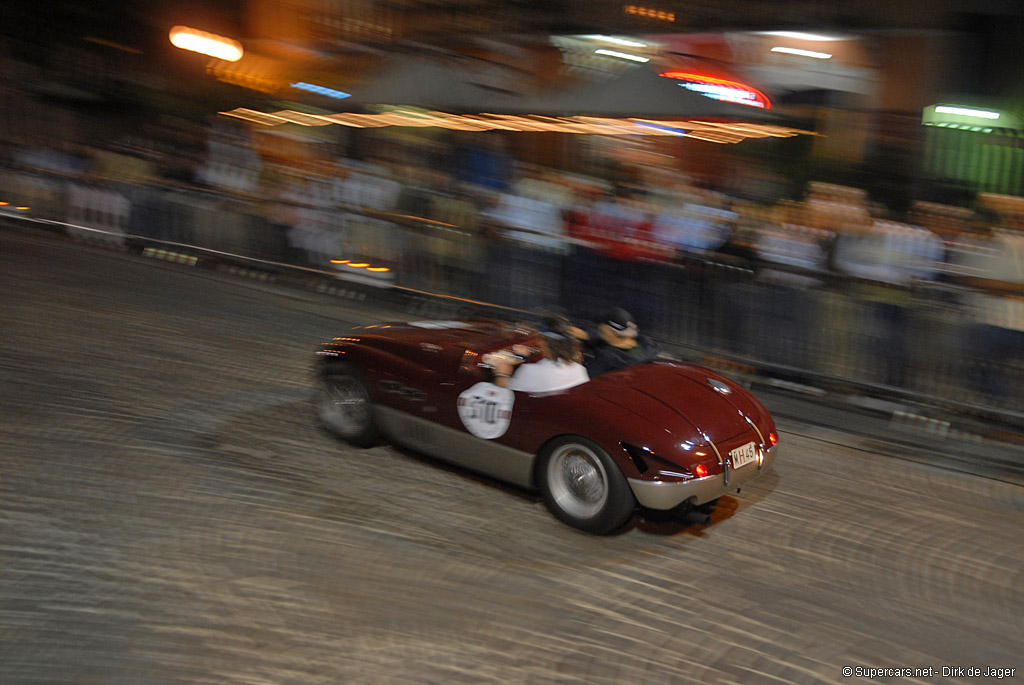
[{"left": 375, "top": 406, "right": 536, "bottom": 489}]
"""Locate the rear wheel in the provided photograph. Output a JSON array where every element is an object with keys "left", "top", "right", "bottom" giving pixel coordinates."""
[
  {"left": 316, "top": 364, "right": 377, "bottom": 447},
  {"left": 537, "top": 436, "right": 635, "bottom": 535}
]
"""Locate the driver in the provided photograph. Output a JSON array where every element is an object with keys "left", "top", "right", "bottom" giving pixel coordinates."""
[
  {"left": 485, "top": 315, "right": 589, "bottom": 392},
  {"left": 577, "top": 307, "right": 660, "bottom": 377}
]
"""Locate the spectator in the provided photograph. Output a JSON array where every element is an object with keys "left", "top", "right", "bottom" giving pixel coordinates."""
[
  {"left": 955, "top": 209, "right": 1024, "bottom": 407},
  {"left": 830, "top": 213, "right": 944, "bottom": 387},
  {"left": 753, "top": 219, "right": 831, "bottom": 367},
  {"left": 452, "top": 133, "right": 513, "bottom": 190},
  {"left": 654, "top": 202, "right": 735, "bottom": 256}
]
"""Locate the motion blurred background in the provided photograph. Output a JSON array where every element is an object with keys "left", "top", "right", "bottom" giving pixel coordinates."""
[{"left": 2, "top": 0, "right": 1024, "bottom": 423}]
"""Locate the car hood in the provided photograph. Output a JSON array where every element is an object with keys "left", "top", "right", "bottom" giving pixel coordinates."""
[{"left": 588, "top": 361, "right": 764, "bottom": 445}]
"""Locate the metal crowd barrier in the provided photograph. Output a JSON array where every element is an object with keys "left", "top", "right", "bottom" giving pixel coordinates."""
[{"left": 2, "top": 165, "right": 1021, "bottom": 421}]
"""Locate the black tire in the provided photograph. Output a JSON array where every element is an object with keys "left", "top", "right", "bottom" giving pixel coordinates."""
[
  {"left": 316, "top": 363, "right": 378, "bottom": 447},
  {"left": 537, "top": 436, "right": 636, "bottom": 535}
]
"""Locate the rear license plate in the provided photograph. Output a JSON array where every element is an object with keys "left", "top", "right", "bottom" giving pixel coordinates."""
[{"left": 729, "top": 441, "right": 757, "bottom": 469}]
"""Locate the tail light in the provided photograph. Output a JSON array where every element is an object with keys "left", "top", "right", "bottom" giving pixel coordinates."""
[
  {"left": 768, "top": 432, "right": 777, "bottom": 446},
  {"left": 694, "top": 464, "right": 708, "bottom": 478}
]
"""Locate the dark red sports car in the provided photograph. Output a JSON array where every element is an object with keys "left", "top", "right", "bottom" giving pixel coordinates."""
[{"left": 315, "top": 319, "right": 778, "bottom": 534}]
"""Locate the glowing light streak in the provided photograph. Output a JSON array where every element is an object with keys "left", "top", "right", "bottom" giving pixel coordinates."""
[
  {"left": 274, "top": 111, "right": 334, "bottom": 126},
  {"left": 623, "top": 5, "right": 675, "bottom": 21},
  {"left": 220, "top": 109, "right": 292, "bottom": 126},
  {"left": 758, "top": 31, "right": 846, "bottom": 41},
  {"left": 660, "top": 71, "right": 771, "bottom": 109},
  {"left": 771, "top": 46, "right": 832, "bottom": 59},
  {"left": 169, "top": 26, "right": 243, "bottom": 62},
  {"left": 332, "top": 260, "right": 392, "bottom": 274},
  {"left": 594, "top": 49, "right": 650, "bottom": 63},
  {"left": 221, "top": 108, "right": 809, "bottom": 142},
  {"left": 634, "top": 121, "right": 687, "bottom": 135},
  {"left": 935, "top": 106, "right": 1000, "bottom": 120},
  {"left": 685, "top": 130, "right": 742, "bottom": 143},
  {"left": 290, "top": 82, "right": 351, "bottom": 99},
  {"left": 681, "top": 83, "right": 766, "bottom": 107}
]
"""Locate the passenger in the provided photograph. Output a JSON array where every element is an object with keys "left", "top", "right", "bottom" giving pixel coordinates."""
[
  {"left": 578, "top": 307, "right": 660, "bottom": 377},
  {"left": 488, "top": 316, "right": 589, "bottom": 392}
]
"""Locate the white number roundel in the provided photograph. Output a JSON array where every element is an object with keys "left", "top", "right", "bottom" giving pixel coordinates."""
[{"left": 458, "top": 382, "right": 515, "bottom": 439}]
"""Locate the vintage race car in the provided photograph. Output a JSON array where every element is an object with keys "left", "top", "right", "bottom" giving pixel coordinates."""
[{"left": 314, "top": 319, "right": 778, "bottom": 534}]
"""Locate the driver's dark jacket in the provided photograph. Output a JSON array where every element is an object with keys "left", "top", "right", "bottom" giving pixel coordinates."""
[{"left": 584, "top": 335, "right": 660, "bottom": 377}]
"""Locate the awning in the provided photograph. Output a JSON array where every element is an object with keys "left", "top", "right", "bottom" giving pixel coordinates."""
[
  {"left": 343, "top": 57, "right": 532, "bottom": 113},
  {"left": 342, "top": 58, "right": 782, "bottom": 119}
]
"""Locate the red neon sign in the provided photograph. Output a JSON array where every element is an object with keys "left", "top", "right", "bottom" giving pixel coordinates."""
[{"left": 660, "top": 71, "right": 771, "bottom": 109}]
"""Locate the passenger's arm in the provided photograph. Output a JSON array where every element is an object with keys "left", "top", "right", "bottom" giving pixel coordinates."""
[{"left": 482, "top": 349, "right": 526, "bottom": 388}]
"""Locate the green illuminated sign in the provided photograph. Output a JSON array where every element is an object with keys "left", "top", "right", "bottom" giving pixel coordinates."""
[{"left": 923, "top": 104, "right": 1020, "bottom": 130}]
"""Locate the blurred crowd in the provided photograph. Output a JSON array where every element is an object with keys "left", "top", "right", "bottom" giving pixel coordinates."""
[{"left": 2, "top": 114, "right": 1024, "bottom": 411}]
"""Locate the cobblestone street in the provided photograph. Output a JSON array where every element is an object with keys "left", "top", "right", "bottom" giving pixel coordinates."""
[{"left": 2, "top": 229, "right": 1022, "bottom": 684}]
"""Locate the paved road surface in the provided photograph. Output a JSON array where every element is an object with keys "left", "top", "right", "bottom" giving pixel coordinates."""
[{"left": 1, "top": 229, "right": 1021, "bottom": 684}]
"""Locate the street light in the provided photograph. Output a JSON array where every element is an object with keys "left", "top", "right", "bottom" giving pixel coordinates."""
[{"left": 169, "top": 26, "right": 243, "bottom": 62}]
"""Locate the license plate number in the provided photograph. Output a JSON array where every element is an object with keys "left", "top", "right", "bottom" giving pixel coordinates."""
[{"left": 729, "top": 441, "right": 758, "bottom": 469}]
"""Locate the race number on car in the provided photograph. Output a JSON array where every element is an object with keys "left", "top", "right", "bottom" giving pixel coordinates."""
[{"left": 457, "top": 382, "right": 515, "bottom": 439}]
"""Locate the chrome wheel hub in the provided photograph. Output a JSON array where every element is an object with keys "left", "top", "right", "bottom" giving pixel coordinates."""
[
  {"left": 319, "top": 376, "right": 368, "bottom": 435},
  {"left": 548, "top": 444, "right": 609, "bottom": 518}
]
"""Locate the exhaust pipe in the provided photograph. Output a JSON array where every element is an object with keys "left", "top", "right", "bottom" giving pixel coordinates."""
[{"left": 681, "top": 509, "right": 711, "bottom": 526}]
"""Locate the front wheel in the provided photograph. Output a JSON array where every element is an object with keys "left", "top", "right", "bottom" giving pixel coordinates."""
[
  {"left": 316, "top": 364, "right": 378, "bottom": 447},
  {"left": 537, "top": 436, "right": 635, "bottom": 535}
]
